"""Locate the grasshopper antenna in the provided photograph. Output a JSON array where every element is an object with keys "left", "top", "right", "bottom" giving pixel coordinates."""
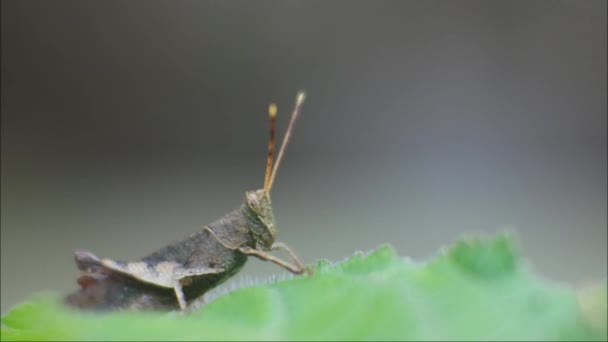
[
  {"left": 263, "top": 103, "right": 277, "bottom": 193},
  {"left": 266, "top": 91, "right": 307, "bottom": 192}
]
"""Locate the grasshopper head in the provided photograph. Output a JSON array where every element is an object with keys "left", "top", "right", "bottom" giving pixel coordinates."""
[{"left": 245, "top": 189, "right": 276, "bottom": 251}]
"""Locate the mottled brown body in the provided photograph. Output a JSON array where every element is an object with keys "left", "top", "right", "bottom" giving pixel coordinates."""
[
  {"left": 66, "top": 92, "right": 309, "bottom": 311},
  {"left": 66, "top": 203, "right": 267, "bottom": 310}
]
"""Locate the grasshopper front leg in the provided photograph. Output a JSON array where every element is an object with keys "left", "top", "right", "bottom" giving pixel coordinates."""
[
  {"left": 270, "top": 242, "right": 306, "bottom": 271},
  {"left": 239, "top": 243, "right": 311, "bottom": 275}
]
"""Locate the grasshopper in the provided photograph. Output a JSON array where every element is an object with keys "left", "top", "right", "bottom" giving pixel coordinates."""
[{"left": 66, "top": 92, "right": 310, "bottom": 311}]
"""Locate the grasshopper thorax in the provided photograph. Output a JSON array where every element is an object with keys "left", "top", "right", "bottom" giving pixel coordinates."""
[{"left": 244, "top": 189, "right": 276, "bottom": 251}]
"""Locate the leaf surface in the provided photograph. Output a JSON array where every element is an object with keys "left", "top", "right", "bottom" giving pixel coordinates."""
[{"left": 2, "top": 233, "right": 605, "bottom": 341}]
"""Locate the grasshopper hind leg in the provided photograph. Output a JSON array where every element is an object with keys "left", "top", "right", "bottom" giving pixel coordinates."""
[
  {"left": 171, "top": 266, "right": 225, "bottom": 311},
  {"left": 172, "top": 280, "right": 187, "bottom": 310}
]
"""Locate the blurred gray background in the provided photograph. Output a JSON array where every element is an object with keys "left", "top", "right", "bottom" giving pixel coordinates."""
[{"left": 1, "top": 1, "right": 606, "bottom": 314}]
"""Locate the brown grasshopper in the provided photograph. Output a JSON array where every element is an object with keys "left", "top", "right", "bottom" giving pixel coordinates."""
[{"left": 65, "top": 92, "right": 310, "bottom": 311}]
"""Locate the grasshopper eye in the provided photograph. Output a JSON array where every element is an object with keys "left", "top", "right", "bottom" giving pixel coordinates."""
[{"left": 246, "top": 191, "right": 260, "bottom": 210}]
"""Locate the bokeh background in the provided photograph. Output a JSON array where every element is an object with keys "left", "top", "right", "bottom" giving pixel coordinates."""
[{"left": 1, "top": 1, "right": 606, "bottom": 314}]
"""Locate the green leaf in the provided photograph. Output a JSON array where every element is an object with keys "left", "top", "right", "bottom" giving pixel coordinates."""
[{"left": 2, "top": 233, "right": 606, "bottom": 341}]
